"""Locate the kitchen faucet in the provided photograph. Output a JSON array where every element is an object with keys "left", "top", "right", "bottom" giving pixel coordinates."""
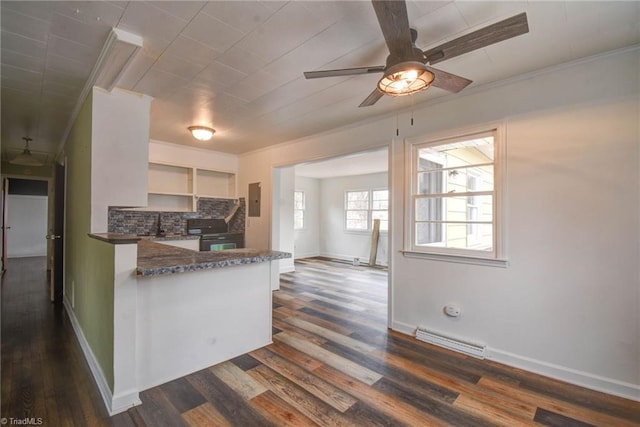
[{"left": 156, "top": 213, "right": 165, "bottom": 236}]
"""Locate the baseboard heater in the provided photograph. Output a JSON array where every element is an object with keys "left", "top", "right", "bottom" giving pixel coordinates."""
[{"left": 416, "top": 326, "right": 486, "bottom": 359}]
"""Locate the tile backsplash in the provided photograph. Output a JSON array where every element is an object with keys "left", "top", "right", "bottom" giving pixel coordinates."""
[{"left": 108, "top": 197, "right": 245, "bottom": 235}]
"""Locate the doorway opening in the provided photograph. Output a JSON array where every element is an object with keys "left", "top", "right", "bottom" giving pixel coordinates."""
[
  {"left": 2, "top": 178, "right": 49, "bottom": 273},
  {"left": 271, "top": 147, "right": 390, "bottom": 326}
]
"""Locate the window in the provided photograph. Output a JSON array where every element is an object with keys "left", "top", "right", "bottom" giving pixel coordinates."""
[
  {"left": 371, "top": 189, "right": 389, "bottom": 231},
  {"left": 294, "top": 191, "right": 305, "bottom": 230},
  {"left": 345, "top": 189, "right": 388, "bottom": 231},
  {"left": 407, "top": 126, "right": 503, "bottom": 261},
  {"left": 345, "top": 190, "right": 369, "bottom": 230}
]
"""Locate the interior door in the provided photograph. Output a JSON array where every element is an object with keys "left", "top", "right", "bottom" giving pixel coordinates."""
[
  {"left": 1, "top": 177, "right": 8, "bottom": 274},
  {"left": 49, "top": 163, "right": 65, "bottom": 303}
]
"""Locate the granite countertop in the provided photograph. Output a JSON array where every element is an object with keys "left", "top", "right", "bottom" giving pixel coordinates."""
[
  {"left": 89, "top": 233, "right": 199, "bottom": 244},
  {"left": 89, "top": 233, "right": 141, "bottom": 244},
  {"left": 137, "top": 240, "right": 291, "bottom": 277}
]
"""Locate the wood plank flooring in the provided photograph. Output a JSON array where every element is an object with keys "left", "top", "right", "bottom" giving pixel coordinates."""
[{"left": 2, "top": 256, "right": 639, "bottom": 426}]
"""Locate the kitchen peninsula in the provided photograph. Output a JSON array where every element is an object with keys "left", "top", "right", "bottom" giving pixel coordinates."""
[{"left": 82, "top": 233, "right": 290, "bottom": 414}]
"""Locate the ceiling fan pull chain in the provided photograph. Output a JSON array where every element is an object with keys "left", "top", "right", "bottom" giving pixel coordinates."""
[
  {"left": 396, "top": 111, "right": 399, "bottom": 136},
  {"left": 411, "top": 95, "right": 415, "bottom": 126}
]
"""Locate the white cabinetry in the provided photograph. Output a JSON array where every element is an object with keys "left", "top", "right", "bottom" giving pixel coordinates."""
[{"left": 147, "top": 162, "right": 236, "bottom": 211}]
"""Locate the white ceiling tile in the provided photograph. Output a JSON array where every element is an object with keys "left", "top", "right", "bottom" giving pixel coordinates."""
[
  {"left": 258, "top": 0, "right": 287, "bottom": 13},
  {"left": 1, "top": 30, "right": 47, "bottom": 58},
  {"left": 53, "top": 1, "right": 126, "bottom": 28},
  {"left": 118, "top": 2, "right": 188, "bottom": 46},
  {"left": 194, "top": 61, "right": 248, "bottom": 88},
  {"left": 413, "top": 3, "right": 470, "bottom": 49},
  {"left": 154, "top": 54, "right": 207, "bottom": 81},
  {"left": 243, "top": 76, "right": 350, "bottom": 119},
  {"left": 2, "top": 0, "right": 639, "bottom": 158},
  {"left": 407, "top": 1, "right": 452, "bottom": 19},
  {"left": 200, "top": 1, "right": 274, "bottom": 34},
  {"left": 50, "top": 12, "right": 111, "bottom": 49},
  {"left": 214, "top": 46, "right": 268, "bottom": 75},
  {"left": 454, "top": 2, "right": 528, "bottom": 28},
  {"left": 45, "top": 52, "right": 93, "bottom": 78},
  {"left": 1, "top": 1, "right": 53, "bottom": 21},
  {"left": 117, "top": 50, "right": 158, "bottom": 90},
  {"left": 163, "top": 84, "right": 216, "bottom": 109},
  {"left": 1, "top": 78, "right": 40, "bottom": 95},
  {"left": 47, "top": 35, "right": 100, "bottom": 67},
  {"left": 223, "top": 70, "right": 284, "bottom": 102},
  {"left": 42, "top": 80, "right": 81, "bottom": 99},
  {"left": 148, "top": 1, "right": 206, "bottom": 22},
  {"left": 237, "top": 2, "right": 337, "bottom": 63},
  {"left": 0, "top": 7, "right": 51, "bottom": 42},
  {"left": 182, "top": 11, "right": 246, "bottom": 53},
  {"left": 0, "top": 49, "right": 45, "bottom": 73},
  {"left": 1, "top": 64, "right": 42, "bottom": 87},
  {"left": 206, "top": 93, "right": 246, "bottom": 113},
  {"left": 162, "top": 35, "right": 219, "bottom": 67},
  {"left": 134, "top": 67, "right": 190, "bottom": 98},
  {"left": 300, "top": 1, "right": 372, "bottom": 26},
  {"left": 42, "top": 70, "right": 85, "bottom": 90}
]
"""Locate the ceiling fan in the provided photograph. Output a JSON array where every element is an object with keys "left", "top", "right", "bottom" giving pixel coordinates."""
[{"left": 303, "top": 0, "right": 529, "bottom": 107}]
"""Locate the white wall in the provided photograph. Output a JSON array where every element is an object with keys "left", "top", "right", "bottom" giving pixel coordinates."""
[
  {"left": 239, "top": 47, "right": 640, "bottom": 399},
  {"left": 274, "top": 166, "right": 295, "bottom": 273},
  {"left": 91, "top": 88, "right": 152, "bottom": 232},
  {"left": 294, "top": 176, "right": 320, "bottom": 258},
  {"left": 149, "top": 139, "right": 238, "bottom": 173},
  {"left": 6, "top": 195, "right": 48, "bottom": 258},
  {"left": 318, "top": 172, "right": 388, "bottom": 265}
]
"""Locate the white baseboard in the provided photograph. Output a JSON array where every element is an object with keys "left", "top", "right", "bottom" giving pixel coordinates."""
[
  {"left": 294, "top": 251, "right": 320, "bottom": 260},
  {"left": 391, "top": 320, "right": 416, "bottom": 336},
  {"left": 390, "top": 321, "right": 639, "bottom": 402},
  {"left": 489, "top": 348, "right": 640, "bottom": 402},
  {"left": 319, "top": 251, "right": 388, "bottom": 266},
  {"left": 63, "top": 298, "right": 141, "bottom": 415}
]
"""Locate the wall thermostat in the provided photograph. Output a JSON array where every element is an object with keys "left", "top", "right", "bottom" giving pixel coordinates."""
[{"left": 444, "top": 305, "right": 461, "bottom": 317}]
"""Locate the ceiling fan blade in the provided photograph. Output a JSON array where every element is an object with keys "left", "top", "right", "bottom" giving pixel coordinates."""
[
  {"left": 359, "top": 88, "right": 384, "bottom": 107},
  {"left": 304, "top": 66, "right": 385, "bottom": 79},
  {"left": 424, "top": 12, "right": 529, "bottom": 65},
  {"left": 372, "top": 0, "right": 413, "bottom": 59},
  {"left": 427, "top": 66, "right": 472, "bottom": 93}
]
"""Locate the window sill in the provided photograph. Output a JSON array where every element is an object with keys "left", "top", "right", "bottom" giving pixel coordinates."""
[{"left": 401, "top": 250, "right": 508, "bottom": 268}]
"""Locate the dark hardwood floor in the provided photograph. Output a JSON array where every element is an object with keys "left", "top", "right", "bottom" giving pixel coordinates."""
[{"left": 2, "top": 256, "right": 639, "bottom": 426}]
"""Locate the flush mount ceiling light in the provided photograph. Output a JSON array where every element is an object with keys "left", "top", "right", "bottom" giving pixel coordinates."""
[
  {"left": 188, "top": 126, "right": 215, "bottom": 141},
  {"left": 10, "top": 137, "right": 44, "bottom": 167},
  {"left": 377, "top": 61, "right": 435, "bottom": 96}
]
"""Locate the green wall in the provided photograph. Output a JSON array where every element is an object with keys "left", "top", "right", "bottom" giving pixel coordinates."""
[{"left": 64, "top": 91, "right": 115, "bottom": 391}]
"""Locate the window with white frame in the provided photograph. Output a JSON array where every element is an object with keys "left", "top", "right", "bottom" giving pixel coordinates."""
[
  {"left": 407, "top": 127, "right": 503, "bottom": 260},
  {"left": 294, "top": 190, "right": 305, "bottom": 230},
  {"left": 345, "top": 189, "right": 388, "bottom": 231},
  {"left": 371, "top": 189, "right": 389, "bottom": 231},
  {"left": 345, "top": 190, "right": 369, "bottom": 230}
]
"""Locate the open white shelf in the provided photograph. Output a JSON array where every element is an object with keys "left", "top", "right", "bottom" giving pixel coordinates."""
[{"left": 147, "top": 161, "right": 236, "bottom": 211}]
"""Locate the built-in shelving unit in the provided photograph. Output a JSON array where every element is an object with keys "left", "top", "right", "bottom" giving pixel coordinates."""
[{"left": 147, "top": 161, "right": 236, "bottom": 211}]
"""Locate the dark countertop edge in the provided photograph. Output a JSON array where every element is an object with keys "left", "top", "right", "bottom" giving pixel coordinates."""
[
  {"left": 136, "top": 250, "right": 292, "bottom": 277},
  {"left": 138, "top": 234, "right": 200, "bottom": 241},
  {"left": 89, "top": 233, "right": 141, "bottom": 244},
  {"left": 89, "top": 233, "right": 200, "bottom": 244}
]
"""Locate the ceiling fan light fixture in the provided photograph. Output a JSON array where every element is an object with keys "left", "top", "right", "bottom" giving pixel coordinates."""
[
  {"left": 188, "top": 126, "right": 215, "bottom": 141},
  {"left": 10, "top": 137, "right": 44, "bottom": 167},
  {"left": 377, "top": 61, "right": 434, "bottom": 96}
]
